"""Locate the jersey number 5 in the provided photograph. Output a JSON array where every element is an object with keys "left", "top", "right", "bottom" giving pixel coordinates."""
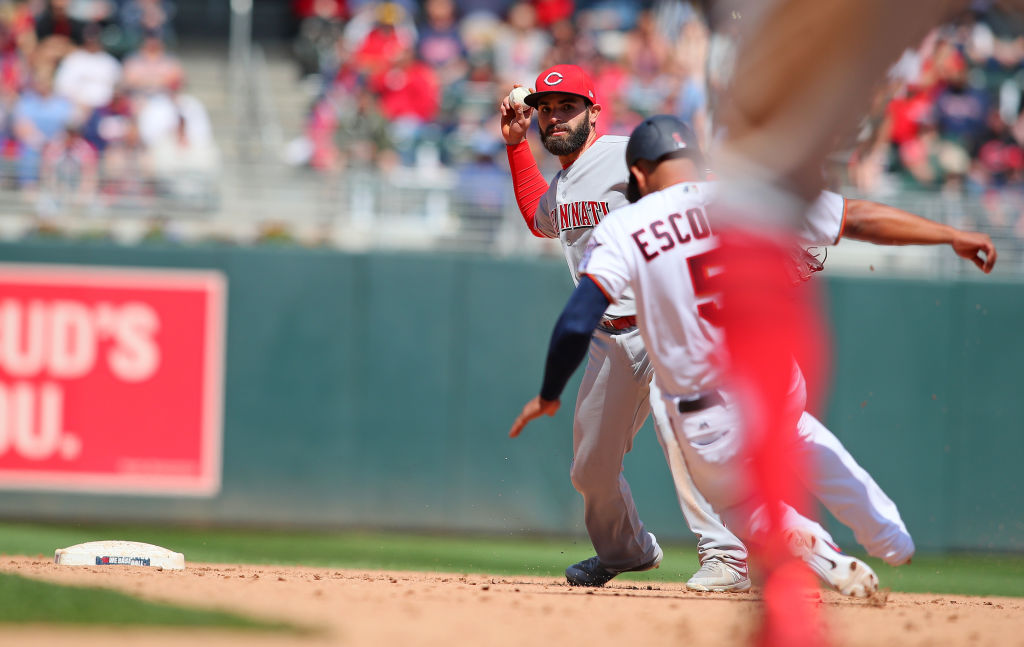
[{"left": 687, "top": 248, "right": 724, "bottom": 326}]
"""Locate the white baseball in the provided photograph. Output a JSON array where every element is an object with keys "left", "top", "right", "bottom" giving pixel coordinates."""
[{"left": 508, "top": 86, "right": 531, "bottom": 110}]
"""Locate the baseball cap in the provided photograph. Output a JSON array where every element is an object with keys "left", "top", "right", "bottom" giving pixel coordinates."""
[
  {"left": 626, "top": 114, "right": 703, "bottom": 168},
  {"left": 524, "top": 64, "right": 597, "bottom": 108}
]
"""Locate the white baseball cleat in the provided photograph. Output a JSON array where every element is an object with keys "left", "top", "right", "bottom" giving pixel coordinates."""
[
  {"left": 686, "top": 558, "right": 752, "bottom": 592},
  {"left": 787, "top": 529, "right": 879, "bottom": 598}
]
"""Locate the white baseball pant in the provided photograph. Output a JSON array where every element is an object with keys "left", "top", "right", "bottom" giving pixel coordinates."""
[{"left": 660, "top": 391, "right": 913, "bottom": 565}]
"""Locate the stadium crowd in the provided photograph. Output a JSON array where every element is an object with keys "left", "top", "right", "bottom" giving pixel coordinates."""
[
  {"left": 292, "top": 0, "right": 715, "bottom": 177},
  {"left": 2, "top": 0, "right": 1022, "bottom": 239},
  {"left": 0, "top": 0, "right": 217, "bottom": 215},
  {"left": 293, "top": 1, "right": 1024, "bottom": 208},
  {"left": 847, "top": 11, "right": 1024, "bottom": 195}
]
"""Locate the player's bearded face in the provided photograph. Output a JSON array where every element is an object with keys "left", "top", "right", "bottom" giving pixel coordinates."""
[{"left": 540, "top": 111, "right": 591, "bottom": 156}]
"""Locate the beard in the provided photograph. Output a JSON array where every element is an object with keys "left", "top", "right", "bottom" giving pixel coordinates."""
[{"left": 540, "top": 116, "right": 591, "bottom": 156}]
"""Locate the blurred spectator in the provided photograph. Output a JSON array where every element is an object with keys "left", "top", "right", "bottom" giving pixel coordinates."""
[
  {"left": 619, "top": 9, "right": 673, "bottom": 117},
  {"left": 974, "top": 108, "right": 1024, "bottom": 188},
  {"left": 97, "top": 113, "right": 152, "bottom": 206},
  {"left": 705, "top": 7, "right": 738, "bottom": 117},
  {"left": 455, "top": 133, "right": 507, "bottom": 241},
  {"left": 117, "top": 0, "right": 175, "bottom": 49},
  {"left": 589, "top": 49, "right": 633, "bottom": 135},
  {"left": 933, "top": 57, "right": 989, "bottom": 153},
  {"left": 670, "top": 16, "right": 709, "bottom": 146},
  {"left": 2, "top": 0, "right": 36, "bottom": 62},
  {"left": 149, "top": 112, "right": 219, "bottom": 207},
  {"left": 416, "top": 0, "right": 466, "bottom": 84},
  {"left": 80, "top": 82, "right": 131, "bottom": 152},
  {"left": 437, "top": 54, "right": 498, "bottom": 159},
  {"left": 650, "top": 0, "right": 697, "bottom": 41},
  {"left": 296, "top": 84, "right": 395, "bottom": 172},
  {"left": 293, "top": 0, "right": 346, "bottom": 78},
  {"left": 621, "top": 9, "right": 670, "bottom": 81},
  {"left": 491, "top": 1, "right": 548, "bottom": 87},
  {"left": 542, "top": 17, "right": 588, "bottom": 68},
  {"left": 457, "top": 9, "right": 500, "bottom": 64},
  {"left": 13, "top": 67, "right": 73, "bottom": 186},
  {"left": 370, "top": 47, "right": 439, "bottom": 122},
  {"left": 334, "top": 86, "right": 395, "bottom": 170},
  {"left": 33, "top": 0, "right": 81, "bottom": 71},
  {"left": 39, "top": 121, "right": 99, "bottom": 212},
  {"left": 34, "top": 0, "right": 85, "bottom": 45},
  {"left": 0, "top": 10, "right": 30, "bottom": 101},
  {"left": 121, "top": 33, "right": 183, "bottom": 97},
  {"left": 342, "top": 1, "right": 416, "bottom": 78},
  {"left": 886, "top": 84, "right": 938, "bottom": 152},
  {"left": 136, "top": 78, "right": 212, "bottom": 150},
  {"left": 368, "top": 45, "right": 440, "bottom": 165},
  {"left": 53, "top": 22, "right": 120, "bottom": 116}
]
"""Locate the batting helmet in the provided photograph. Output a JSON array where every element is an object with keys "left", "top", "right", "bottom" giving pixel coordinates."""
[{"left": 625, "top": 115, "right": 705, "bottom": 203}]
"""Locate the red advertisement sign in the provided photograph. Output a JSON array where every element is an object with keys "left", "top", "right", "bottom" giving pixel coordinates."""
[{"left": 0, "top": 264, "right": 225, "bottom": 496}]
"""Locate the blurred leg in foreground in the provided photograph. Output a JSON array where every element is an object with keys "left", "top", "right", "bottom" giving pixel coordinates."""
[{"left": 710, "top": 1, "right": 975, "bottom": 645}]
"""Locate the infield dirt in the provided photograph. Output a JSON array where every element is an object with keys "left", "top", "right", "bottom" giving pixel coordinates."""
[{"left": 1, "top": 556, "right": 1021, "bottom": 647}]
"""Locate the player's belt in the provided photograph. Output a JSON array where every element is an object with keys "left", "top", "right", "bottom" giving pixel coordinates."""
[
  {"left": 598, "top": 315, "right": 638, "bottom": 332},
  {"left": 677, "top": 391, "right": 725, "bottom": 413}
]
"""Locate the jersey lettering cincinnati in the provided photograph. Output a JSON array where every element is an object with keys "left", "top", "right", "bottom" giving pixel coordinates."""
[
  {"left": 552, "top": 201, "right": 611, "bottom": 233},
  {"left": 629, "top": 207, "right": 713, "bottom": 262}
]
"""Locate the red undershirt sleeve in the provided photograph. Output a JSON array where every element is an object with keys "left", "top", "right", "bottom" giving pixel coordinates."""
[{"left": 506, "top": 140, "right": 550, "bottom": 238}]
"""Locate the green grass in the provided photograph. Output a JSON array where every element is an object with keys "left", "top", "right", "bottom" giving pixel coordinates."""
[
  {"left": 1, "top": 521, "right": 1022, "bottom": 598},
  {"left": 0, "top": 571, "right": 301, "bottom": 631}
]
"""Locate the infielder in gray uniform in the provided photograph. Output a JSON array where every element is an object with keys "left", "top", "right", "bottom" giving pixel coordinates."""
[{"left": 501, "top": 64, "right": 746, "bottom": 589}]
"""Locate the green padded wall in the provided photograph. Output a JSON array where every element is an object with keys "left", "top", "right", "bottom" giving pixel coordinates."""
[{"left": 0, "top": 242, "right": 1019, "bottom": 551}]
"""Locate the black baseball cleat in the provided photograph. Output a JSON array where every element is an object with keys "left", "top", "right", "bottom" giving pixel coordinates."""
[{"left": 565, "top": 545, "right": 664, "bottom": 587}]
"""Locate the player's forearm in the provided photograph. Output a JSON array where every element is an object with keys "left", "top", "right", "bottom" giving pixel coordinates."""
[
  {"left": 539, "top": 278, "right": 609, "bottom": 401},
  {"left": 841, "top": 199, "right": 957, "bottom": 247},
  {"left": 539, "top": 324, "right": 591, "bottom": 401},
  {"left": 506, "top": 141, "right": 548, "bottom": 237}
]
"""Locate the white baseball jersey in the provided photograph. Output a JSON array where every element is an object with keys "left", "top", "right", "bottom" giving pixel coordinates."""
[
  {"left": 578, "top": 181, "right": 845, "bottom": 399},
  {"left": 532, "top": 135, "right": 635, "bottom": 317}
]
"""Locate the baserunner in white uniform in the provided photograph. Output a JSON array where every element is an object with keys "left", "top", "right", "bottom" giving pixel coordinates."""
[{"left": 508, "top": 114, "right": 997, "bottom": 594}]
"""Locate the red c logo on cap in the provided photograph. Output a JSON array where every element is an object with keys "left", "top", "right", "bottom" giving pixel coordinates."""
[{"left": 544, "top": 72, "right": 564, "bottom": 86}]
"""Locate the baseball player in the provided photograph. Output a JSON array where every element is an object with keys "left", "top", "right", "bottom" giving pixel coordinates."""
[
  {"left": 501, "top": 64, "right": 748, "bottom": 591},
  {"left": 509, "top": 115, "right": 997, "bottom": 597}
]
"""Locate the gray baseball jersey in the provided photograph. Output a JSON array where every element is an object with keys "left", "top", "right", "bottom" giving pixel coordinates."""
[{"left": 532, "top": 134, "right": 636, "bottom": 318}]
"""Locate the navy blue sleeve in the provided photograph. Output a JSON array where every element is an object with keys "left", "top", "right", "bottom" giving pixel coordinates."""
[{"left": 539, "top": 276, "right": 611, "bottom": 401}]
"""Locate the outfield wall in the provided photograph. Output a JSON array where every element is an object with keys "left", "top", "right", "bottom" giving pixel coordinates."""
[{"left": 0, "top": 242, "right": 1020, "bottom": 552}]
